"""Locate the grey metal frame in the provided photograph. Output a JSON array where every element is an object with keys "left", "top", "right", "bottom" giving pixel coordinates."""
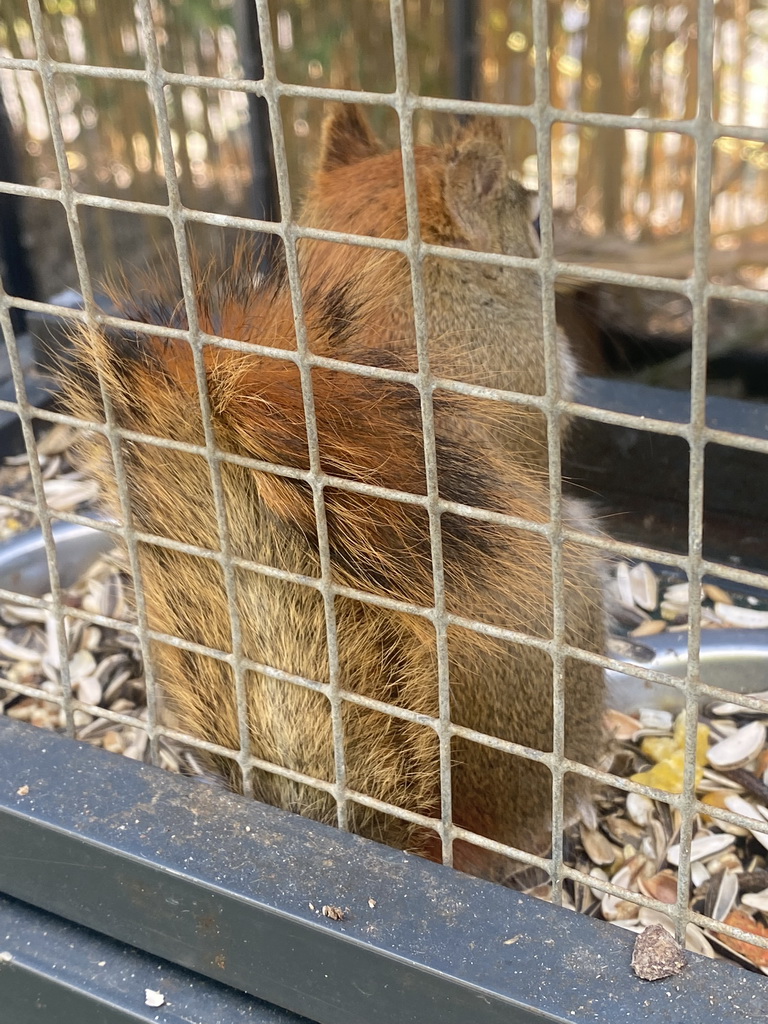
[
  {"left": 2, "top": 890, "right": 307, "bottom": 1024},
  {"left": 1, "top": 0, "right": 768, "bottom": 1011},
  {"left": 4, "top": 715, "right": 768, "bottom": 1024}
]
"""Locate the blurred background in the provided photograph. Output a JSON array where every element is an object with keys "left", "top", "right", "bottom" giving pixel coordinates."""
[{"left": 0, "top": 0, "right": 767, "bottom": 396}]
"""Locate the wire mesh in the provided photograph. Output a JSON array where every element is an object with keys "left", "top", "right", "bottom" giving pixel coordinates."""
[{"left": 0, "top": 0, "right": 767, "bottom": 964}]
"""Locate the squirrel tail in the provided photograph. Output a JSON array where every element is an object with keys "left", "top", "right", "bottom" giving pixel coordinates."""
[{"left": 61, "top": 248, "right": 555, "bottom": 621}]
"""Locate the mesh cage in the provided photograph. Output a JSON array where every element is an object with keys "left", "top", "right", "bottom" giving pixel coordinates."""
[{"left": 1, "top": 0, "right": 768, "bottom": 979}]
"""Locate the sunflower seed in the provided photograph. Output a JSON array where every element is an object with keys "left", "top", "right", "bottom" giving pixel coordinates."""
[
  {"left": 639, "top": 708, "right": 674, "bottom": 732},
  {"left": 626, "top": 793, "right": 655, "bottom": 828},
  {"left": 604, "top": 709, "right": 642, "bottom": 741},
  {"left": 614, "top": 562, "right": 635, "bottom": 610},
  {"left": 0, "top": 633, "right": 43, "bottom": 663},
  {"left": 667, "top": 833, "right": 735, "bottom": 866},
  {"left": 580, "top": 825, "right": 620, "bottom": 866},
  {"left": 638, "top": 869, "right": 678, "bottom": 904},
  {"left": 629, "top": 563, "right": 658, "bottom": 612},
  {"left": 708, "top": 721, "right": 767, "bottom": 772},
  {"left": 42, "top": 477, "right": 100, "bottom": 512},
  {"left": 73, "top": 674, "right": 102, "bottom": 707},
  {"left": 68, "top": 649, "right": 97, "bottom": 680},
  {"left": 723, "top": 794, "right": 768, "bottom": 851},
  {"left": 691, "top": 862, "right": 711, "bottom": 889},
  {"left": 1, "top": 604, "right": 47, "bottom": 625},
  {"left": 630, "top": 618, "right": 667, "bottom": 638},
  {"left": 713, "top": 603, "right": 768, "bottom": 629},
  {"left": 709, "top": 692, "right": 768, "bottom": 716},
  {"left": 704, "top": 869, "right": 739, "bottom": 921},
  {"left": 703, "top": 583, "right": 732, "bottom": 605},
  {"left": 742, "top": 888, "right": 768, "bottom": 913}
]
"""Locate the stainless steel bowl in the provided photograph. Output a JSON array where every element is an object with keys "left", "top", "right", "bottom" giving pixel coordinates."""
[
  {"left": 606, "top": 629, "right": 768, "bottom": 713},
  {"left": 0, "top": 519, "right": 116, "bottom": 597}
]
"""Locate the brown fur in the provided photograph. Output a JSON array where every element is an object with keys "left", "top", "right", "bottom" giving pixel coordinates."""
[{"left": 58, "top": 106, "right": 607, "bottom": 883}]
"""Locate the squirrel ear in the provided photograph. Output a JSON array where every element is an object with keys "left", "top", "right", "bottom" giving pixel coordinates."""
[
  {"left": 444, "top": 123, "right": 506, "bottom": 245},
  {"left": 319, "top": 104, "right": 383, "bottom": 171},
  {"left": 451, "top": 115, "right": 504, "bottom": 152}
]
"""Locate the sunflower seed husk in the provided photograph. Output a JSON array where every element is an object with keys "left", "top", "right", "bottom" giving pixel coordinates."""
[
  {"left": 639, "top": 708, "right": 674, "bottom": 732},
  {"left": 667, "top": 833, "right": 735, "bottom": 866},
  {"left": 629, "top": 563, "right": 658, "bottom": 612},
  {"left": 615, "top": 562, "right": 635, "bottom": 610},
  {"left": 603, "top": 814, "right": 644, "bottom": 848},
  {"left": 110, "top": 697, "right": 136, "bottom": 714},
  {"left": 630, "top": 618, "right": 667, "bottom": 638},
  {"left": 626, "top": 793, "right": 655, "bottom": 828},
  {"left": 713, "top": 603, "right": 768, "bottom": 629},
  {"left": 638, "top": 869, "right": 678, "bottom": 904},
  {"left": 709, "top": 692, "right": 768, "bottom": 717},
  {"left": 704, "top": 869, "right": 739, "bottom": 921},
  {"left": 701, "top": 767, "right": 745, "bottom": 790},
  {"left": 102, "top": 730, "right": 125, "bottom": 753},
  {"left": 123, "top": 727, "right": 149, "bottom": 761},
  {"left": 580, "top": 825, "right": 620, "bottom": 866},
  {"left": 708, "top": 722, "right": 767, "bottom": 772},
  {"left": 0, "top": 634, "right": 44, "bottom": 663},
  {"left": 42, "top": 477, "right": 100, "bottom": 512},
  {"left": 73, "top": 674, "right": 102, "bottom": 707},
  {"left": 708, "top": 851, "right": 745, "bottom": 876},
  {"left": 742, "top": 888, "right": 768, "bottom": 913},
  {"left": 691, "top": 862, "right": 711, "bottom": 889},
  {"left": 604, "top": 709, "right": 641, "bottom": 741},
  {"left": 77, "top": 716, "right": 115, "bottom": 740},
  {"left": 588, "top": 866, "right": 610, "bottom": 902},
  {"left": 722, "top": 794, "right": 768, "bottom": 851}
]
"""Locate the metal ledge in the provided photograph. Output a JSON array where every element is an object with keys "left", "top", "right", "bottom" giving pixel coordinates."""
[
  {"left": 1, "top": 717, "right": 768, "bottom": 1023},
  {"left": 0, "top": 893, "right": 308, "bottom": 1024}
]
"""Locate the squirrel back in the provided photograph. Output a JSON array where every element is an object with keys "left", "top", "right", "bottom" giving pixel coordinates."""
[{"left": 60, "top": 106, "right": 607, "bottom": 883}]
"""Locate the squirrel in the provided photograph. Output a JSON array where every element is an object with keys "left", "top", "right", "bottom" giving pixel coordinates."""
[{"left": 59, "top": 105, "right": 607, "bottom": 884}]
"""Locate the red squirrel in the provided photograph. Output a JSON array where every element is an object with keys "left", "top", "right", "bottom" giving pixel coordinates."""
[{"left": 60, "top": 105, "right": 607, "bottom": 883}]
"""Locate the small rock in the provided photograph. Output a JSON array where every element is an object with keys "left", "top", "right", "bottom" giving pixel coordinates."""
[{"left": 632, "top": 924, "right": 686, "bottom": 981}]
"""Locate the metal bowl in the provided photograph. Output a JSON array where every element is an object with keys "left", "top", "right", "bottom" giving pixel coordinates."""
[
  {"left": 0, "top": 519, "right": 115, "bottom": 597},
  {"left": 606, "top": 629, "right": 768, "bottom": 714}
]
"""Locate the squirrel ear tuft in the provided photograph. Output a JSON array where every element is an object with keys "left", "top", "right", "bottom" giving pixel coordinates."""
[
  {"left": 444, "top": 123, "right": 506, "bottom": 246},
  {"left": 319, "top": 104, "right": 383, "bottom": 171},
  {"left": 451, "top": 115, "right": 504, "bottom": 152}
]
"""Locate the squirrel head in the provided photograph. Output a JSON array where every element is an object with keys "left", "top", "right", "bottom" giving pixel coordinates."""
[{"left": 306, "top": 103, "right": 540, "bottom": 259}]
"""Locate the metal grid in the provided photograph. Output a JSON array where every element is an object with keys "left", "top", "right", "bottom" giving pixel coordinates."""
[{"left": 1, "top": 0, "right": 768, "bottom": 963}]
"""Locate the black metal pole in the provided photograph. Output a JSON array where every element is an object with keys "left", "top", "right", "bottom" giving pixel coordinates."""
[
  {"left": 450, "top": 0, "right": 478, "bottom": 101},
  {"left": 0, "top": 93, "right": 37, "bottom": 335},
  {"left": 235, "top": 0, "right": 279, "bottom": 266}
]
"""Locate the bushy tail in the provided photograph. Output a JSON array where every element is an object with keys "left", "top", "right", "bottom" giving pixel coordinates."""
[{"left": 61, "top": 251, "right": 560, "bottom": 621}]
